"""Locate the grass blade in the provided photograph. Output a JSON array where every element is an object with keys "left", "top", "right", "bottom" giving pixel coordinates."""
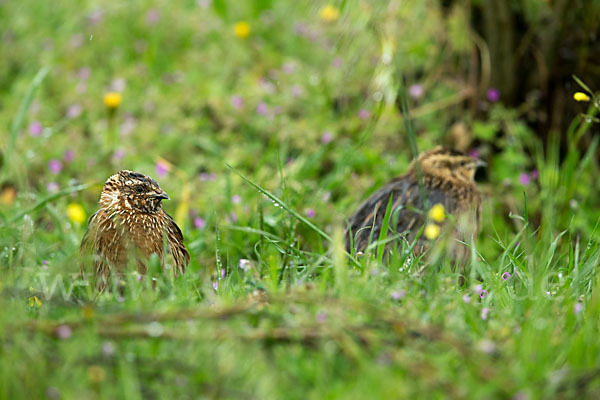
[
  {"left": 6, "top": 67, "right": 49, "bottom": 171},
  {"left": 7, "top": 183, "right": 88, "bottom": 224},
  {"left": 226, "top": 163, "right": 331, "bottom": 242},
  {"left": 376, "top": 193, "right": 394, "bottom": 263}
]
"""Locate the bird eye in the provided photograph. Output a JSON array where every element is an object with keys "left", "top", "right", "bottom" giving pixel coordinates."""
[
  {"left": 133, "top": 185, "right": 144, "bottom": 193},
  {"left": 459, "top": 161, "right": 466, "bottom": 167}
]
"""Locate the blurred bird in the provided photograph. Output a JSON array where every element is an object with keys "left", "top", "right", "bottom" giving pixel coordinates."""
[
  {"left": 81, "top": 170, "right": 189, "bottom": 290},
  {"left": 346, "top": 147, "right": 485, "bottom": 257}
]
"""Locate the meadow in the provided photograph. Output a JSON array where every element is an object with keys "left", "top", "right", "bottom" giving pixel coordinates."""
[{"left": 1, "top": 1, "right": 600, "bottom": 398}]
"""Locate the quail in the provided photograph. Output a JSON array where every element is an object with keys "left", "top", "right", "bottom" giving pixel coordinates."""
[
  {"left": 81, "top": 170, "right": 190, "bottom": 289},
  {"left": 346, "top": 147, "right": 485, "bottom": 257}
]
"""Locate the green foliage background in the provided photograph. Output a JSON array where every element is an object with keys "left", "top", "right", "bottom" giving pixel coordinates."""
[{"left": 0, "top": 0, "right": 599, "bottom": 398}]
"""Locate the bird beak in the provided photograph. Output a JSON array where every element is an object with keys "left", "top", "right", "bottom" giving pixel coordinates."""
[
  {"left": 151, "top": 192, "right": 170, "bottom": 200},
  {"left": 474, "top": 159, "right": 487, "bottom": 168}
]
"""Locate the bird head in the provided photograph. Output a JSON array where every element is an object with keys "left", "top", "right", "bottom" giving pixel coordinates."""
[
  {"left": 416, "top": 147, "right": 486, "bottom": 182},
  {"left": 100, "top": 170, "right": 169, "bottom": 213}
]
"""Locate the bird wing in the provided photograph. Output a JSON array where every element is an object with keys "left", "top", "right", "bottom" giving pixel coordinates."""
[
  {"left": 346, "top": 176, "right": 458, "bottom": 253},
  {"left": 163, "top": 212, "right": 190, "bottom": 275},
  {"left": 79, "top": 210, "right": 111, "bottom": 289}
]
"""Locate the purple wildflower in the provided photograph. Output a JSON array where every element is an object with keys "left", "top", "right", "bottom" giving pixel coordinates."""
[
  {"left": 56, "top": 325, "right": 72, "bottom": 339},
  {"left": 145, "top": 9, "right": 160, "bottom": 25},
  {"left": 294, "top": 22, "right": 308, "bottom": 36},
  {"left": 502, "top": 272, "right": 511, "bottom": 281},
  {"left": 239, "top": 259, "right": 251, "bottom": 272},
  {"left": 316, "top": 311, "right": 327, "bottom": 323},
  {"left": 111, "top": 78, "right": 126, "bottom": 92},
  {"left": 117, "top": 296, "right": 125, "bottom": 302},
  {"left": 409, "top": 84, "right": 424, "bottom": 99},
  {"left": 120, "top": 116, "right": 137, "bottom": 136},
  {"left": 88, "top": 9, "right": 103, "bottom": 25},
  {"left": 518, "top": 173, "right": 531, "bottom": 186},
  {"left": 305, "top": 208, "right": 316, "bottom": 218},
  {"left": 232, "top": 195, "right": 241, "bottom": 204},
  {"left": 358, "top": 109, "right": 370, "bottom": 120},
  {"left": 29, "top": 121, "right": 43, "bottom": 137},
  {"left": 574, "top": 303, "right": 583, "bottom": 314},
  {"left": 256, "top": 102, "right": 269, "bottom": 116},
  {"left": 481, "top": 307, "right": 490, "bottom": 320},
  {"left": 66, "top": 104, "right": 83, "bottom": 119},
  {"left": 282, "top": 62, "right": 296, "bottom": 74},
  {"left": 78, "top": 67, "right": 91, "bottom": 80},
  {"left": 64, "top": 149, "right": 74, "bottom": 163},
  {"left": 212, "top": 281, "right": 218, "bottom": 291},
  {"left": 113, "top": 149, "right": 126, "bottom": 161},
  {"left": 391, "top": 290, "right": 406, "bottom": 301},
  {"left": 290, "top": 85, "right": 303, "bottom": 97},
  {"left": 480, "top": 290, "right": 489, "bottom": 300},
  {"left": 155, "top": 161, "right": 169, "bottom": 178},
  {"left": 462, "top": 294, "right": 471, "bottom": 303},
  {"left": 468, "top": 149, "right": 479, "bottom": 159},
  {"left": 530, "top": 170, "right": 539, "bottom": 180},
  {"left": 258, "top": 78, "right": 275, "bottom": 93},
  {"left": 221, "top": 268, "right": 226, "bottom": 279},
  {"left": 475, "top": 284, "right": 483, "bottom": 293},
  {"left": 332, "top": 57, "right": 343, "bottom": 68},
  {"left": 200, "top": 172, "right": 217, "bottom": 181},
  {"left": 193, "top": 217, "right": 206, "bottom": 229},
  {"left": 321, "top": 131, "right": 333, "bottom": 144},
  {"left": 228, "top": 211, "right": 238, "bottom": 223},
  {"left": 48, "top": 159, "right": 63, "bottom": 175},
  {"left": 230, "top": 95, "right": 244, "bottom": 110},
  {"left": 487, "top": 88, "right": 500, "bottom": 102},
  {"left": 46, "top": 182, "right": 59, "bottom": 192}
]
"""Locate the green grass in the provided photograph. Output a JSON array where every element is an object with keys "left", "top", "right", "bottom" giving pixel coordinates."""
[{"left": 1, "top": 0, "right": 600, "bottom": 398}]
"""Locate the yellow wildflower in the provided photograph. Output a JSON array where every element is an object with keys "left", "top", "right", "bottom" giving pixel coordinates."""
[
  {"left": 319, "top": 5, "right": 340, "bottom": 22},
  {"left": 573, "top": 92, "right": 590, "bottom": 102},
  {"left": 234, "top": 21, "right": 251, "bottom": 39},
  {"left": 103, "top": 92, "right": 122, "bottom": 109},
  {"left": 29, "top": 296, "right": 42, "bottom": 308},
  {"left": 81, "top": 304, "right": 95, "bottom": 320},
  {"left": 428, "top": 203, "right": 446, "bottom": 223},
  {"left": 0, "top": 186, "right": 16, "bottom": 205},
  {"left": 67, "top": 203, "right": 86, "bottom": 224},
  {"left": 424, "top": 223, "right": 441, "bottom": 240},
  {"left": 87, "top": 365, "right": 107, "bottom": 383}
]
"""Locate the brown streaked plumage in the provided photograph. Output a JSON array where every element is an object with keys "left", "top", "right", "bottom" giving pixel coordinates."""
[
  {"left": 346, "top": 147, "right": 485, "bottom": 257},
  {"left": 81, "top": 170, "right": 189, "bottom": 289}
]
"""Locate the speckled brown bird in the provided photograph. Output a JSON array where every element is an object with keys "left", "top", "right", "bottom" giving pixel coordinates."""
[
  {"left": 346, "top": 147, "right": 485, "bottom": 257},
  {"left": 81, "top": 170, "right": 189, "bottom": 289}
]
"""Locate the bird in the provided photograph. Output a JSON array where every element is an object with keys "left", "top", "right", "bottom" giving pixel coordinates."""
[
  {"left": 80, "top": 170, "right": 190, "bottom": 290},
  {"left": 346, "top": 147, "right": 485, "bottom": 258}
]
